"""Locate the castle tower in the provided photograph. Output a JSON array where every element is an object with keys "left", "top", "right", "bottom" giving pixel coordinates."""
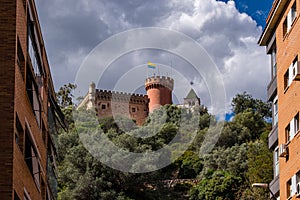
[
  {"left": 145, "top": 76, "right": 174, "bottom": 112},
  {"left": 87, "top": 82, "right": 96, "bottom": 109},
  {"left": 184, "top": 89, "right": 200, "bottom": 108}
]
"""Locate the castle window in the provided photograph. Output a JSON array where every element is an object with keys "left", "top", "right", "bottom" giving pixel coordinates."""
[
  {"left": 102, "top": 104, "right": 106, "bottom": 110},
  {"left": 132, "top": 107, "right": 136, "bottom": 113}
]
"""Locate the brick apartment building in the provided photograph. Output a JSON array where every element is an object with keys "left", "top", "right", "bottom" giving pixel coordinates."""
[
  {"left": 259, "top": 0, "right": 300, "bottom": 199},
  {"left": 0, "top": 0, "right": 65, "bottom": 199}
]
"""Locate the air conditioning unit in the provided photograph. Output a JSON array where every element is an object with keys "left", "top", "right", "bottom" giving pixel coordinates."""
[
  {"left": 279, "top": 143, "right": 288, "bottom": 157},
  {"left": 296, "top": 182, "right": 300, "bottom": 197},
  {"left": 292, "top": 61, "right": 300, "bottom": 80}
]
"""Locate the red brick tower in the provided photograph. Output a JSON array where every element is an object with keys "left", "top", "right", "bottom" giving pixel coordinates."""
[{"left": 145, "top": 76, "right": 174, "bottom": 112}]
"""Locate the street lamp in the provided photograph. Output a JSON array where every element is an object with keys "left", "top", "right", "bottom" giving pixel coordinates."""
[{"left": 252, "top": 183, "right": 276, "bottom": 200}]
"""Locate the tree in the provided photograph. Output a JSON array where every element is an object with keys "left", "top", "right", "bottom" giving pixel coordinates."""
[
  {"left": 231, "top": 92, "right": 271, "bottom": 118},
  {"left": 189, "top": 170, "right": 242, "bottom": 200},
  {"left": 242, "top": 130, "right": 273, "bottom": 200},
  {"left": 56, "top": 83, "right": 77, "bottom": 108},
  {"left": 55, "top": 87, "right": 273, "bottom": 200}
]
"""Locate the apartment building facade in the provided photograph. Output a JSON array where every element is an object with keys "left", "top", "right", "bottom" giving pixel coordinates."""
[
  {"left": 259, "top": 0, "right": 300, "bottom": 199},
  {"left": 0, "top": 0, "right": 65, "bottom": 199}
]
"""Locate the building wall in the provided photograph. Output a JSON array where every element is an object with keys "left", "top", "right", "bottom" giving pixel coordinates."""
[
  {"left": 0, "top": 0, "right": 60, "bottom": 199},
  {"left": 267, "top": 0, "right": 300, "bottom": 199},
  {"left": 0, "top": 0, "right": 17, "bottom": 198},
  {"left": 95, "top": 90, "right": 149, "bottom": 125}
]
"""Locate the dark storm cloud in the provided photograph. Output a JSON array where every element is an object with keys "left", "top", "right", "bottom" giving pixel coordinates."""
[{"left": 35, "top": 0, "right": 269, "bottom": 111}]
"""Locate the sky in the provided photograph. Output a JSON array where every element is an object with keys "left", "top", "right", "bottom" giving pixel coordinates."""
[{"left": 35, "top": 0, "right": 274, "bottom": 113}]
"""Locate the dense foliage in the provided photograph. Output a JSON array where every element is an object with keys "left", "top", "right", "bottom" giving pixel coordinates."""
[{"left": 56, "top": 88, "right": 273, "bottom": 200}]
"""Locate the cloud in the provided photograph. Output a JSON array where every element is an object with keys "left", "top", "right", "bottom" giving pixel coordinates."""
[{"left": 35, "top": 0, "right": 269, "bottom": 112}]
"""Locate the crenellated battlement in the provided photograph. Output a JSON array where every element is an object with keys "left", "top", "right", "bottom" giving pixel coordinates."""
[
  {"left": 95, "top": 89, "right": 148, "bottom": 104},
  {"left": 145, "top": 76, "right": 174, "bottom": 90}
]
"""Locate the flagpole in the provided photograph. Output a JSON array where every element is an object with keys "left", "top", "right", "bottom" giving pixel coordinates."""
[{"left": 171, "top": 60, "right": 173, "bottom": 78}]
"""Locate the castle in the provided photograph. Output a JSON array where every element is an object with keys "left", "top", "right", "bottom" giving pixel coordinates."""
[{"left": 78, "top": 76, "right": 200, "bottom": 125}]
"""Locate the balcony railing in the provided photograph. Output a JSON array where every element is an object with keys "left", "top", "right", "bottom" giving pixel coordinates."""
[
  {"left": 269, "top": 175, "right": 279, "bottom": 197},
  {"left": 267, "top": 76, "right": 277, "bottom": 101},
  {"left": 268, "top": 124, "right": 278, "bottom": 149}
]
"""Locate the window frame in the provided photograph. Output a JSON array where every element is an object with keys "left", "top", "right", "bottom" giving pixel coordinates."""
[
  {"left": 287, "top": 179, "right": 292, "bottom": 198},
  {"left": 273, "top": 97, "right": 278, "bottom": 126},
  {"left": 274, "top": 146, "right": 280, "bottom": 177},
  {"left": 283, "top": 1, "right": 297, "bottom": 37},
  {"left": 24, "top": 123, "right": 42, "bottom": 191}
]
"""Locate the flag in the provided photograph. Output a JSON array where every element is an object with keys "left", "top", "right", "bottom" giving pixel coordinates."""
[{"left": 147, "top": 62, "right": 156, "bottom": 69}]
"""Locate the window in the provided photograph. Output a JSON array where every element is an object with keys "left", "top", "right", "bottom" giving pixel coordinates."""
[
  {"left": 291, "top": 2, "right": 297, "bottom": 23},
  {"left": 273, "top": 97, "right": 278, "bottom": 126},
  {"left": 47, "top": 141, "right": 58, "bottom": 197},
  {"left": 15, "top": 114, "right": 24, "bottom": 151},
  {"left": 24, "top": 190, "right": 31, "bottom": 200},
  {"left": 14, "top": 191, "right": 21, "bottom": 200},
  {"left": 271, "top": 44, "right": 277, "bottom": 78},
  {"left": 292, "top": 57, "right": 298, "bottom": 76},
  {"left": 297, "top": 171, "right": 300, "bottom": 185},
  {"left": 25, "top": 127, "right": 41, "bottom": 189},
  {"left": 274, "top": 147, "right": 280, "bottom": 177},
  {"left": 286, "top": 124, "right": 291, "bottom": 143},
  {"left": 101, "top": 104, "right": 106, "bottom": 110},
  {"left": 283, "top": 18, "right": 288, "bottom": 36},
  {"left": 291, "top": 56, "right": 299, "bottom": 80},
  {"left": 283, "top": 2, "right": 297, "bottom": 36},
  {"left": 42, "top": 122, "right": 46, "bottom": 144},
  {"left": 287, "top": 179, "right": 292, "bottom": 198},
  {"left": 294, "top": 113, "right": 299, "bottom": 134},
  {"left": 17, "top": 38, "right": 25, "bottom": 79},
  {"left": 26, "top": 70, "right": 42, "bottom": 128},
  {"left": 132, "top": 107, "right": 136, "bottom": 113},
  {"left": 27, "top": 6, "right": 43, "bottom": 77},
  {"left": 284, "top": 69, "right": 290, "bottom": 90}
]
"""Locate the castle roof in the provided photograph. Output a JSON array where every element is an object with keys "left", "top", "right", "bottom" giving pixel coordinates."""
[{"left": 185, "top": 89, "right": 198, "bottom": 99}]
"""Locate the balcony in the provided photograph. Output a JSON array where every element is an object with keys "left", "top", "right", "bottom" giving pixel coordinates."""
[
  {"left": 267, "top": 76, "right": 277, "bottom": 101},
  {"left": 269, "top": 175, "right": 279, "bottom": 197},
  {"left": 268, "top": 124, "right": 278, "bottom": 149}
]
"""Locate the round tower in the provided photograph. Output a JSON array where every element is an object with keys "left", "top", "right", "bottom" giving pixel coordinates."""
[
  {"left": 87, "top": 82, "right": 96, "bottom": 109},
  {"left": 145, "top": 76, "right": 174, "bottom": 112}
]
